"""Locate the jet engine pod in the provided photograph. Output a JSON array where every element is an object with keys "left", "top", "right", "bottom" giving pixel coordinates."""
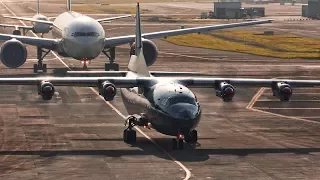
[
  {"left": 272, "top": 82, "right": 292, "bottom": 102},
  {"left": 216, "top": 82, "right": 235, "bottom": 102},
  {"left": 38, "top": 81, "right": 55, "bottom": 100},
  {"left": 0, "top": 39, "right": 27, "bottom": 68},
  {"left": 99, "top": 81, "right": 117, "bottom": 101},
  {"left": 130, "top": 39, "right": 158, "bottom": 67}
]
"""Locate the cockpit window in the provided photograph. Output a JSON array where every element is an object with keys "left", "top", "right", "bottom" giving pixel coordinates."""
[
  {"left": 72, "top": 32, "right": 100, "bottom": 37},
  {"left": 160, "top": 96, "right": 196, "bottom": 107}
]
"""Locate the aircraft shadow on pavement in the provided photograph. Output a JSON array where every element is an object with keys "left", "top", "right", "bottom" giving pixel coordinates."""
[{"left": 1, "top": 137, "right": 318, "bottom": 163}]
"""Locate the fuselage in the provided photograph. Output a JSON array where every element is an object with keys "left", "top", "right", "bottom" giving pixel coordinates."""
[
  {"left": 51, "top": 11, "right": 105, "bottom": 60},
  {"left": 120, "top": 72, "right": 201, "bottom": 136}
]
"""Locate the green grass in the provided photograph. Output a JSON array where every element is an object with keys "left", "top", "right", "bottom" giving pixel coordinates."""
[
  {"left": 164, "top": 31, "right": 320, "bottom": 59},
  {"left": 72, "top": 5, "right": 149, "bottom": 14}
]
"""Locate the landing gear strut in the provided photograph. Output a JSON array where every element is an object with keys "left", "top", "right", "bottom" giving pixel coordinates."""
[
  {"left": 172, "top": 130, "right": 198, "bottom": 150},
  {"left": 123, "top": 116, "right": 137, "bottom": 144},
  {"left": 172, "top": 133, "right": 184, "bottom": 150},
  {"left": 102, "top": 47, "right": 119, "bottom": 71},
  {"left": 34, "top": 47, "right": 50, "bottom": 73}
]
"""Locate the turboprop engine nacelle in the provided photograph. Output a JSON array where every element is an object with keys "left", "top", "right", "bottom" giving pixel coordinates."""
[
  {"left": 272, "top": 82, "right": 292, "bottom": 102},
  {"left": 99, "top": 81, "right": 117, "bottom": 101},
  {"left": 216, "top": 82, "right": 235, "bottom": 102},
  {"left": 0, "top": 39, "right": 27, "bottom": 68},
  {"left": 38, "top": 81, "right": 55, "bottom": 100},
  {"left": 130, "top": 39, "right": 158, "bottom": 67}
]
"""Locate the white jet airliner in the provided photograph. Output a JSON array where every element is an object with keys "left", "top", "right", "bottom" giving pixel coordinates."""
[{"left": 0, "top": 0, "right": 271, "bottom": 73}]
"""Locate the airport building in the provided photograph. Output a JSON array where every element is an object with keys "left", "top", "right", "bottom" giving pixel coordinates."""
[
  {"left": 213, "top": 2, "right": 265, "bottom": 19},
  {"left": 302, "top": 0, "right": 320, "bottom": 19}
]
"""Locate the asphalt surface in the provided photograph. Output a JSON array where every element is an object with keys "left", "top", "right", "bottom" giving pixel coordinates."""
[{"left": 0, "top": 0, "right": 320, "bottom": 180}]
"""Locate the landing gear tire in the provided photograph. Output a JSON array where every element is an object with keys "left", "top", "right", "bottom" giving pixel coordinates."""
[
  {"left": 123, "top": 129, "right": 136, "bottom": 144},
  {"left": 178, "top": 139, "right": 184, "bottom": 149},
  {"left": 33, "top": 64, "right": 38, "bottom": 73},
  {"left": 105, "top": 63, "right": 119, "bottom": 71},
  {"left": 43, "top": 64, "right": 47, "bottom": 73},
  {"left": 172, "top": 139, "right": 177, "bottom": 149},
  {"left": 34, "top": 47, "right": 50, "bottom": 73},
  {"left": 33, "top": 63, "right": 47, "bottom": 73},
  {"left": 102, "top": 47, "right": 119, "bottom": 71},
  {"left": 185, "top": 130, "right": 198, "bottom": 143}
]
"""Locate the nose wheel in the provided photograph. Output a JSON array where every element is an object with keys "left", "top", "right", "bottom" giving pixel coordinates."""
[
  {"left": 172, "top": 133, "right": 184, "bottom": 150},
  {"left": 184, "top": 130, "right": 198, "bottom": 144}
]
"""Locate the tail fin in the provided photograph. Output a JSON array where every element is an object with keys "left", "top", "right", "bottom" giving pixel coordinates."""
[
  {"left": 37, "top": 0, "right": 40, "bottom": 14},
  {"left": 127, "top": 2, "right": 149, "bottom": 77},
  {"left": 67, "top": 0, "right": 71, "bottom": 11}
]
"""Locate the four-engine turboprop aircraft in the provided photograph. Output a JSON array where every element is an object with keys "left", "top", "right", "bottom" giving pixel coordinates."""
[
  {"left": 0, "top": 0, "right": 272, "bottom": 73},
  {"left": 0, "top": 3, "right": 318, "bottom": 150}
]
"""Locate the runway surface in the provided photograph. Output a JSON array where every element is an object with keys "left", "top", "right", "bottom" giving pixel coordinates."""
[{"left": 0, "top": 0, "right": 320, "bottom": 179}]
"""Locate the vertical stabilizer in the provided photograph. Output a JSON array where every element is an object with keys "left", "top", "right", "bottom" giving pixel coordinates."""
[
  {"left": 128, "top": 2, "right": 150, "bottom": 77},
  {"left": 67, "top": 0, "right": 71, "bottom": 11},
  {"left": 37, "top": 0, "right": 40, "bottom": 14}
]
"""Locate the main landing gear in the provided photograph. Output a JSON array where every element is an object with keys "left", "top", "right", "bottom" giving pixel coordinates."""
[
  {"left": 172, "top": 130, "right": 198, "bottom": 150},
  {"left": 123, "top": 116, "right": 138, "bottom": 144},
  {"left": 102, "top": 47, "right": 119, "bottom": 71},
  {"left": 34, "top": 47, "right": 50, "bottom": 73},
  {"left": 123, "top": 115, "right": 149, "bottom": 144}
]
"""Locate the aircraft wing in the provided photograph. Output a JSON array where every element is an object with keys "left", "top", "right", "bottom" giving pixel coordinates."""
[
  {"left": 0, "top": 24, "right": 33, "bottom": 30},
  {"left": 96, "top": 15, "right": 131, "bottom": 23},
  {"left": 104, "top": 19, "right": 272, "bottom": 47},
  {"left": 2, "top": 16, "right": 54, "bottom": 25},
  {"left": 65, "top": 71, "right": 212, "bottom": 77},
  {"left": 0, "top": 33, "right": 59, "bottom": 49},
  {"left": 0, "top": 77, "right": 319, "bottom": 88}
]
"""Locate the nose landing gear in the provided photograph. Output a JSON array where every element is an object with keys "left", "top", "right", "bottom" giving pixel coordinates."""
[
  {"left": 172, "top": 133, "right": 184, "bottom": 150},
  {"left": 81, "top": 60, "right": 90, "bottom": 69},
  {"left": 172, "top": 129, "right": 198, "bottom": 150}
]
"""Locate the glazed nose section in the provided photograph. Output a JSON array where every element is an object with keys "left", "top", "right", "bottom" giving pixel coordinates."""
[{"left": 168, "top": 103, "right": 199, "bottom": 120}]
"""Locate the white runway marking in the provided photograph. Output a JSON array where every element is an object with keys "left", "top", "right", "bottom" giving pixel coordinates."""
[
  {"left": 28, "top": 7, "right": 36, "bottom": 12},
  {"left": 0, "top": 2, "right": 192, "bottom": 179}
]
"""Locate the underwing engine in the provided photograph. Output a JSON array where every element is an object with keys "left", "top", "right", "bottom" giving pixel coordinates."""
[
  {"left": 272, "top": 82, "right": 292, "bottom": 101},
  {"left": 216, "top": 82, "right": 235, "bottom": 102},
  {"left": 38, "top": 81, "right": 55, "bottom": 100},
  {"left": 130, "top": 39, "right": 158, "bottom": 67},
  {"left": 0, "top": 39, "right": 27, "bottom": 68},
  {"left": 99, "top": 81, "right": 117, "bottom": 101}
]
